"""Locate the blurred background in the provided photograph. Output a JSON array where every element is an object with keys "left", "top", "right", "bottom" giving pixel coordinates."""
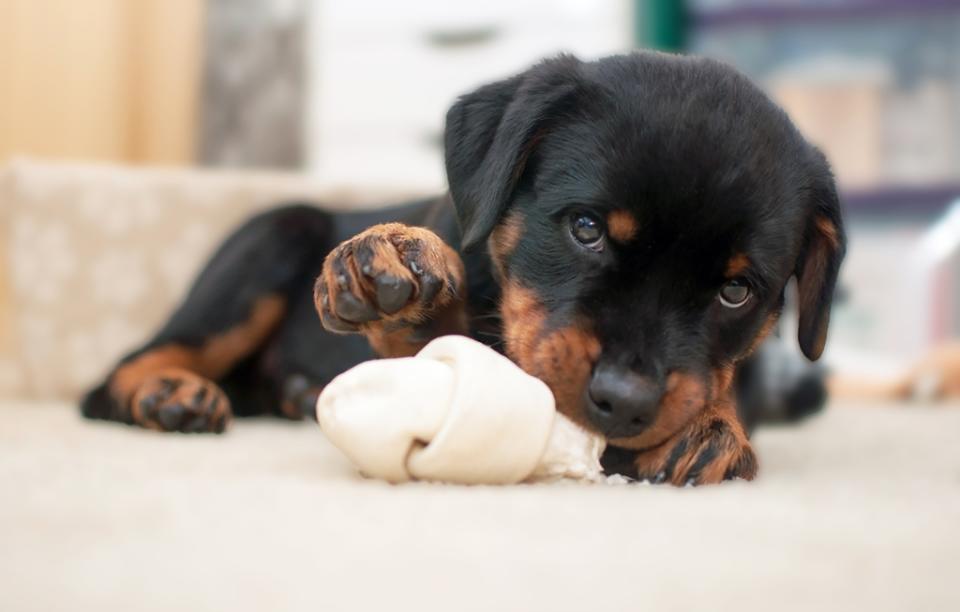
[
  {"left": 2, "top": 0, "right": 960, "bottom": 398},
  {"left": 4, "top": 5, "right": 959, "bottom": 609}
]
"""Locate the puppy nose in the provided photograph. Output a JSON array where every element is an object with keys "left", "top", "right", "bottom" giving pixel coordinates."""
[{"left": 586, "top": 363, "right": 661, "bottom": 438}]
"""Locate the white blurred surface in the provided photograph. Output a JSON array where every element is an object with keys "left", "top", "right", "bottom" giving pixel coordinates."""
[
  {"left": 2, "top": 402, "right": 958, "bottom": 612},
  {"left": 305, "top": 0, "right": 633, "bottom": 190}
]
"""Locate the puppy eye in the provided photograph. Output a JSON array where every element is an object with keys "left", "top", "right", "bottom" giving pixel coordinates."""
[
  {"left": 719, "top": 278, "right": 751, "bottom": 308},
  {"left": 570, "top": 213, "right": 604, "bottom": 249}
]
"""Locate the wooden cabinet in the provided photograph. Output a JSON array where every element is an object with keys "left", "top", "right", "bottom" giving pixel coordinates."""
[{"left": 0, "top": 0, "right": 203, "bottom": 165}]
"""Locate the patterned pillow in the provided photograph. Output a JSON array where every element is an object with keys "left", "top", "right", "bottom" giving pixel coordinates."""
[{"left": 0, "top": 159, "right": 418, "bottom": 400}]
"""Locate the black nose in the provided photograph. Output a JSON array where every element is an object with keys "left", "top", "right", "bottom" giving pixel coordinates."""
[{"left": 586, "top": 363, "right": 662, "bottom": 438}]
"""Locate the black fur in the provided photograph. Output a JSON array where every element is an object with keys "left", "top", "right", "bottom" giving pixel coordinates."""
[
  {"left": 82, "top": 51, "right": 843, "bottom": 451},
  {"left": 444, "top": 53, "right": 843, "bottom": 440}
]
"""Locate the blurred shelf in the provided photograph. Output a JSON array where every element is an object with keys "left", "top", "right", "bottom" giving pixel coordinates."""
[
  {"left": 841, "top": 184, "right": 960, "bottom": 217},
  {"left": 691, "top": 0, "right": 960, "bottom": 29},
  {"left": 689, "top": 3, "right": 960, "bottom": 200}
]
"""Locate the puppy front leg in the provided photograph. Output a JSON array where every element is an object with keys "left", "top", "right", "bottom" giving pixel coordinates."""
[
  {"left": 631, "top": 399, "right": 758, "bottom": 486},
  {"left": 314, "top": 223, "right": 469, "bottom": 358}
]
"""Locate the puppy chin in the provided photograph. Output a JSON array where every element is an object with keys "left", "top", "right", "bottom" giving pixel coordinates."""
[{"left": 606, "top": 411, "right": 701, "bottom": 450}]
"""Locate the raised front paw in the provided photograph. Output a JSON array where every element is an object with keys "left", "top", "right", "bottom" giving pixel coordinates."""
[
  {"left": 131, "top": 368, "right": 231, "bottom": 433},
  {"left": 314, "top": 223, "right": 465, "bottom": 333},
  {"left": 632, "top": 407, "right": 757, "bottom": 486}
]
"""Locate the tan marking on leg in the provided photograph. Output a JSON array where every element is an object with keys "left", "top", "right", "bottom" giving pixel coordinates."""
[
  {"left": 366, "top": 302, "right": 470, "bottom": 358},
  {"left": 130, "top": 367, "right": 231, "bottom": 431},
  {"left": 316, "top": 223, "right": 466, "bottom": 333},
  {"left": 110, "top": 295, "right": 286, "bottom": 408},
  {"left": 633, "top": 399, "right": 756, "bottom": 485},
  {"left": 378, "top": 225, "right": 466, "bottom": 325},
  {"left": 366, "top": 328, "right": 423, "bottom": 359},
  {"left": 692, "top": 401, "right": 755, "bottom": 484},
  {"left": 607, "top": 210, "right": 638, "bottom": 243}
]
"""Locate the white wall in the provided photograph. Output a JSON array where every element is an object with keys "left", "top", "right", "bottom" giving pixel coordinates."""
[
  {"left": 826, "top": 219, "right": 954, "bottom": 374},
  {"left": 305, "top": 0, "right": 633, "bottom": 192}
]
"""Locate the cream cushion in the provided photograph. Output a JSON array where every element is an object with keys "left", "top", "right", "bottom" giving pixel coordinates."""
[{"left": 0, "top": 158, "right": 421, "bottom": 400}]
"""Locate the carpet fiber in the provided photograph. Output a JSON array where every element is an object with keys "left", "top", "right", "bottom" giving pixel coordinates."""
[{"left": 2, "top": 402, "right": 958, "bottom": 611}]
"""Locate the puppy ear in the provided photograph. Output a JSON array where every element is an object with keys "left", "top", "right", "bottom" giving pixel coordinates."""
[
  {"left": 444, "top": 55, "right": 582, "bottom": 250},
  {"left": 795, "top": 159, "right": 846, "bottom": 361}
]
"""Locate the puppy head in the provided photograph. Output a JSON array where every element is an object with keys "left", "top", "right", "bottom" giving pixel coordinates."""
[{"left": 445, "top": 53, "right": 845, "bottom": 449}]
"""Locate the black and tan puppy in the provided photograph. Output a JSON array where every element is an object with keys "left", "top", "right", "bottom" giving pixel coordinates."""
[{"left": 81, "top": 52, "right": 845, "bottom": 485}]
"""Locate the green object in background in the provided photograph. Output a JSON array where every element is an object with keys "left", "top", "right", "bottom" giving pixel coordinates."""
[{"left": 634, "top": 0, "right": 687, "bottom": 52}]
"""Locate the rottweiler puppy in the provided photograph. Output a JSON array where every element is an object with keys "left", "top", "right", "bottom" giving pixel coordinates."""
[{"left": 81, "top": 52, "right": 845, "bottom": 485}]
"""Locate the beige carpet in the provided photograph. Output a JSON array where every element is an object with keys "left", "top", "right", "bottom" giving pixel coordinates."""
[{"left": 2, "top": 401, "right": 958, "bottom": 612}]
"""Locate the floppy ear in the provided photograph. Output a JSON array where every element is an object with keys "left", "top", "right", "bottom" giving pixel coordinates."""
[
  {"left": 795, "top": 160, "right": 846, "bottom": 361},
  {"left": 444, "top": 55, "right": 582, "bottom": 250}
]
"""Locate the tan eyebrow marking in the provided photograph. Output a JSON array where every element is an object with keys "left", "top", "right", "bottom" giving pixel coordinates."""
[
  {"left": 726, "top": 253, "right": 750, "bottom": 277},
  {"left": 607, "top": 210, "right": 638, "bottom": 242}
]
